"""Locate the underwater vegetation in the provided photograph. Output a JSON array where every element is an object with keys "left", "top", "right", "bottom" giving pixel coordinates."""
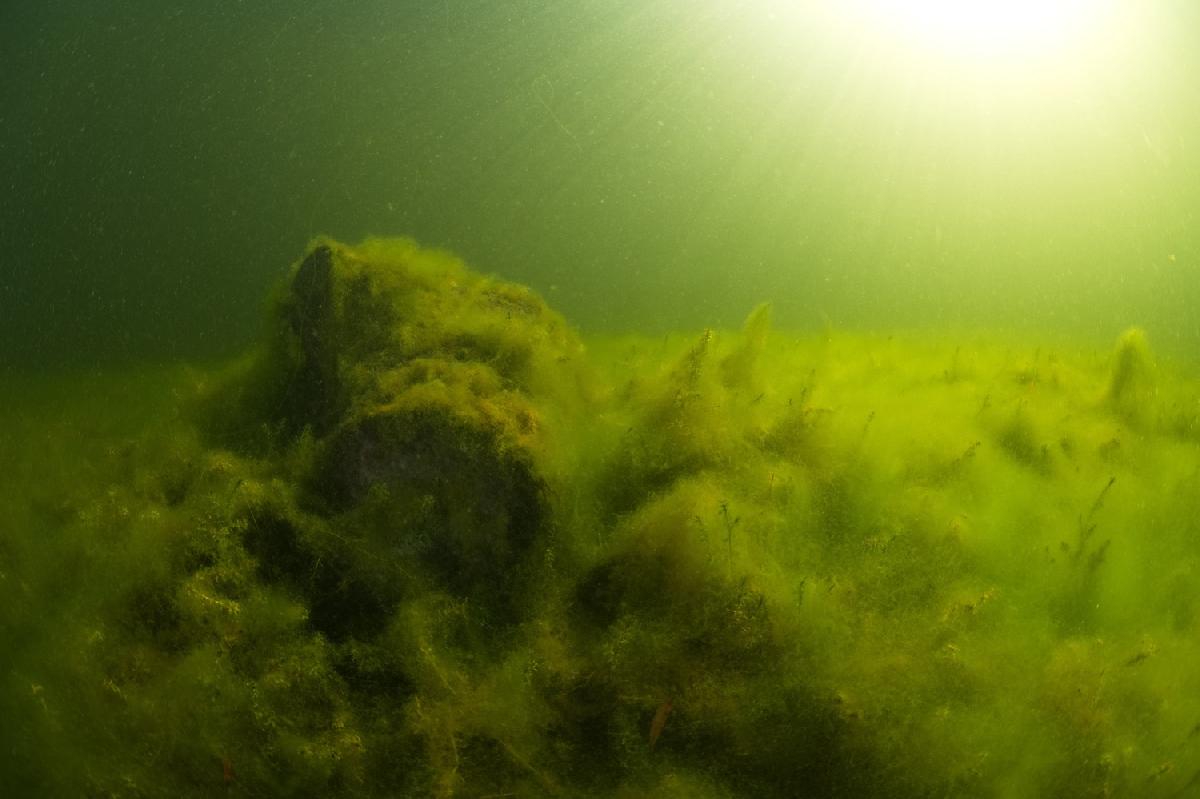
[{"left": 4, "top": 239, "right": 1200, "bottom": 797}]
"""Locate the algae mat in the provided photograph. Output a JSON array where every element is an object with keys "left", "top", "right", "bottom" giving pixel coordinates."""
[{"left": 3, "top": 239, "right": 1200, "bottom": 797}]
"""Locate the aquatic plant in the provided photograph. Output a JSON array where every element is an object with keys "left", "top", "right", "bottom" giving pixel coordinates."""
[
  {"left": 7, "top": 240, "right": 1200, "bottom": 797},
  {"left": 1104, "top": 327, "right": 1154, "bottom": 424},
  {"left": 719, "top": 302, "right": 772, "bottom": 393}
]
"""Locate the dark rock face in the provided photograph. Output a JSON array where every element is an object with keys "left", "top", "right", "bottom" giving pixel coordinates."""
[
  {"left": 312, "top": 406, "right": 546, "bottom": 609},
  {"left": 281, "top": 244, "right": 343, "bottom": 436}
]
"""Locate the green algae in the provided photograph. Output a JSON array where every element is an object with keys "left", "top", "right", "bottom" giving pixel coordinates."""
[{"left": 4, "top": 240, "right": 1200, "bottom": 797}]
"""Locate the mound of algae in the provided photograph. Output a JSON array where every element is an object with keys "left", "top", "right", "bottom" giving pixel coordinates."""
[{"left": 5, "top": 238, "right": 1200, "bottom": 797}]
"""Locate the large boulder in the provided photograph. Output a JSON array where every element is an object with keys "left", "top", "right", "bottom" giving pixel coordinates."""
[{"left": 203, "top": 237, "right": 588, "bottom": 619}]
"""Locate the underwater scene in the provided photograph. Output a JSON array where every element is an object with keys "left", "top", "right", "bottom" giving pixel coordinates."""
[{"left": 4, "top": 2, "right": 1200, "bottom": 797}]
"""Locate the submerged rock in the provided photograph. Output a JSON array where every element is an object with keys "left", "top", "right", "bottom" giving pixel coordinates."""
[{"left": 202, "top": 237, "right": 587, "bottom": 620}]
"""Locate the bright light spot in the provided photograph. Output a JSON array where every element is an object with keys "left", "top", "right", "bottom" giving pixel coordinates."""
[{"left": 847, "top": 0, "right": 1105, "bottom": 63}]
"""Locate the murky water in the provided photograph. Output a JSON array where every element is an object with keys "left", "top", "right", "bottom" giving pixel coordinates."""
[{"left": 3, "top": 3, "right": 1200, "bottom": 796}]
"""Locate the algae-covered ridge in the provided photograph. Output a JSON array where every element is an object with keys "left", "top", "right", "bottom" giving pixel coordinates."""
[{"left": 4, "top": 237, "right": 1200, "bottom": 797}]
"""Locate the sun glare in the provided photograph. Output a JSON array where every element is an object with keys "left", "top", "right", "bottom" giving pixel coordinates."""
[{"left": 847, "top": 0, "right": 1105, "bottom": 64}]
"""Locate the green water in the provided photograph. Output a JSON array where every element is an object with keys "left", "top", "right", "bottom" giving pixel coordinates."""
[
  {"left": 4, "top": 1, "right": 1200, "bottom": 366},
  {"left": 4, "top": 2, "right": 1200, "bottom": 797}
]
